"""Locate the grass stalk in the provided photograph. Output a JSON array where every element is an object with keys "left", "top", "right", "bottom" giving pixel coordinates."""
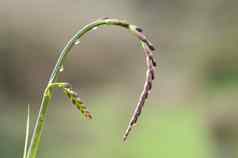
[{"left": 25, "top": 18, "right": 156, "bottom": 158}]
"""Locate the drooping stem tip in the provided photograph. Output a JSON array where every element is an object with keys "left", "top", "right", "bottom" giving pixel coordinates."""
[{"left": 26, "top": 18, "right": 156, "bottom": 158}]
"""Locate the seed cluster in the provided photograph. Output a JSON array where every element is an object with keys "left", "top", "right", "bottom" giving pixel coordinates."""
[
  {"left": 63, "top": 85, "right": 92, "bottom": 119},
  {"left": 49, "top": 19, "right": 156, "bottom": 141},
  {"left": 89, "top": 19, "right": 157, "bottom": 141},
  {"left": 26, "top": 18, "right": 157, "bottom": 158},
  {"left": 123, "top": 24, "right": 156, "bottom": 141}
]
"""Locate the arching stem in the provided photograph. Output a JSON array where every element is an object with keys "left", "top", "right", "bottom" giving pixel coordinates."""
[{"left": 26, "top": 18, "right": 156, "bottom": 158}]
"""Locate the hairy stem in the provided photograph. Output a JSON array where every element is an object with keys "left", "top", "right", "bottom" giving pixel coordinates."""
[{"left": 26, "top": 18, "right": 156, "bottom": 158}]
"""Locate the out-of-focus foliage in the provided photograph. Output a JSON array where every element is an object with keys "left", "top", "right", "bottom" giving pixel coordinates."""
[
  {"left": 0, "top": 100, "right": 213, "bottom": 158},
  {"left": 0, "top": 0, "right": 238, "bottom": 157}
]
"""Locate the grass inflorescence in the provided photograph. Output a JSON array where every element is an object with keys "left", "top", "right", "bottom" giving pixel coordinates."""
[{"left": 23, "top": 18, "right": 157, "bottom": 158}]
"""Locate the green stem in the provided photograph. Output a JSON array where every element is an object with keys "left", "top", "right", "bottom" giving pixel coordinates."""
[{"left": 26, "top": 18, "right": 155, "bottom": 158}]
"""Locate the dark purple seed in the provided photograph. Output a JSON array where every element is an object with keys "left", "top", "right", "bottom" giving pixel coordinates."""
[
  {"left": 140, "top": 37, "right": 147, "bottom": 43},
  {"left": 132, "top": 118, "right": 138, "bottom": 124},
  {"left": 148, "top": 44, "right": 155, "bottom": 51},
  {"left": 130, "top": 120, "right": 135, "bottom": 125},
  {"left": 147, "top": 82, "right": 152, "bottom": 90},
  {"left": 150, "top": 70, "right": 155, "bottom": 80},
  {"left": 136, "top": 27, "right": 143, "bottom": 32},
  {"left": 149, "top": 56, "right": 157, "bottom": 67},
  {"left": 144, "top": 92, "right": 148, "bottom": 99},
  {"left": 136, "top": 109, "right": 142, "bottom": 116},
  {"left": 152, "top": 60, "right": 157, "bottom": 67}
]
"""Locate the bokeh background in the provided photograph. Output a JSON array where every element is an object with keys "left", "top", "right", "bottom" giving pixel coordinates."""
[{"left": 1, "top": 0, "right": 238, "bottom": 157}]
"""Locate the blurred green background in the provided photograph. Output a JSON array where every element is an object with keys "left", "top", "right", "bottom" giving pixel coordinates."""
[{"left": 1, "top": 0, "right": 238, "bottom": 157}]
